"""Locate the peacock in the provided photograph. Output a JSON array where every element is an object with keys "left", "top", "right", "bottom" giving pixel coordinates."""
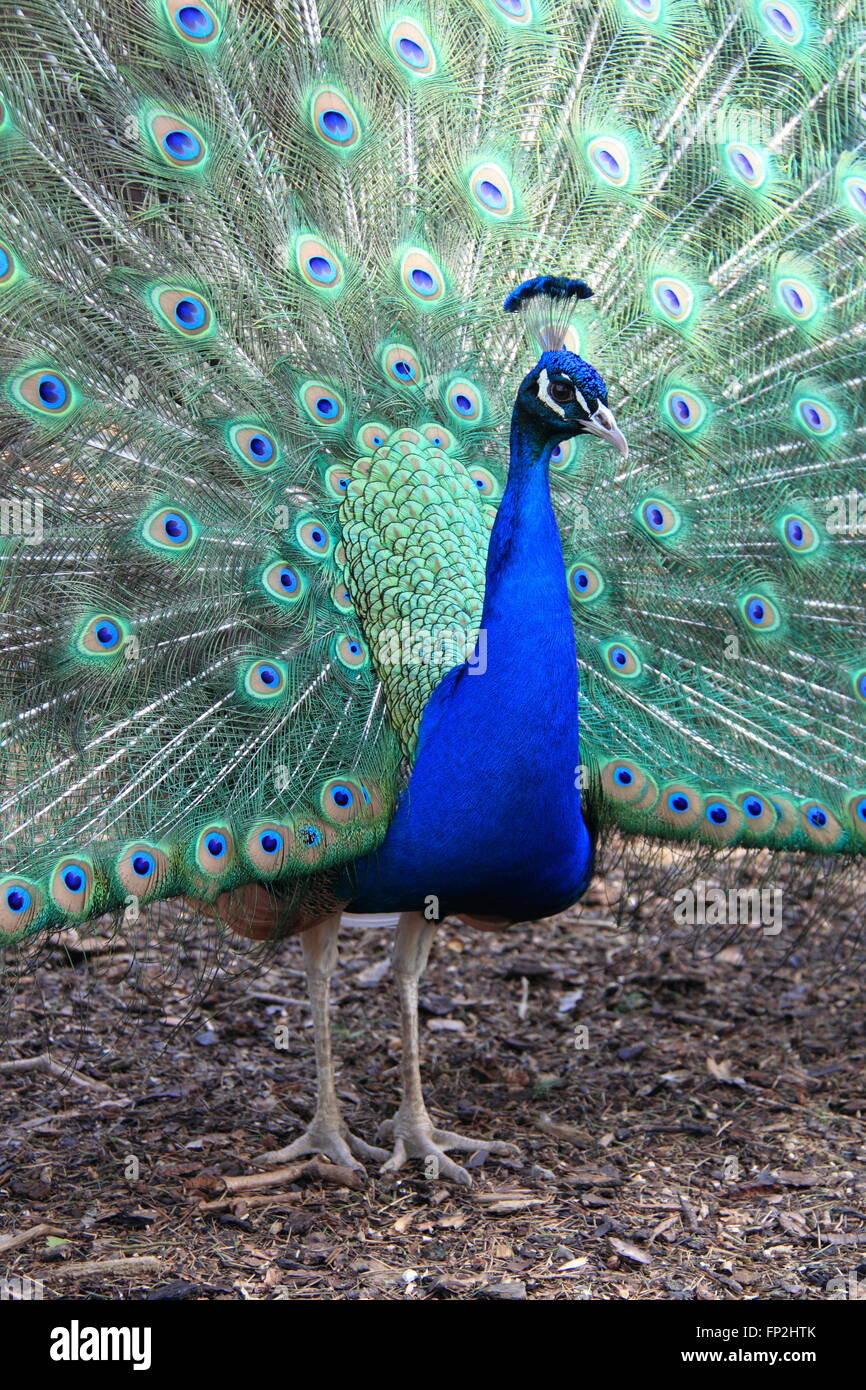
[{"left": 1, "top": 0, "right": 864, "bottom": 1186}]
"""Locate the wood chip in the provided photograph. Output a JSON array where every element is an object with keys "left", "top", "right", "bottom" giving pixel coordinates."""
[
  {"left": 46, "top": 1256, "right": 163, "bottom": 1282},
  {"left": 476, "top": 1279, "right": 527, "bottom": 1299},
  {"left": 482, "top": 1198, "right": 546, "bottom": 1215},
  {"left": 570, "top": 1165, "right": 622, "bottom": 1187}
]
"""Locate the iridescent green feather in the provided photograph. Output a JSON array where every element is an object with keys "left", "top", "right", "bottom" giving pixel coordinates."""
[{"left": 0, "top": 0, "right": 865, "bottom": 945}]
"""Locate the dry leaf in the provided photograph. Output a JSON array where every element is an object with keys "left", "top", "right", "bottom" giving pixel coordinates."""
[
  {"left": 706, "top": 1056, "right": 745, "bottom": 1085},
  {"left": 650, "top": 1214, "right": 680, "bottom": 1243},
  {"left": 609, "top": 1237, "right": 651, "bottom": 1266},
  {"left": 535, "top": 1116, "right": 587, "bottom": 1145},
  {"left": 777, "top": 1211, "right": 809, "bottom": 1238}
]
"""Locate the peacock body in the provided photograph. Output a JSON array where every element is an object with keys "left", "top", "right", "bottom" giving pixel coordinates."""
[
  {"left": 1, "top": 0, "right": 865, "bottom": 1179},
  {"left": 344, "top": 333, "right": 600, "bottom": 922}
]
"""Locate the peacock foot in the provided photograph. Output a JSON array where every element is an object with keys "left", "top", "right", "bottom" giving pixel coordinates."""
[
  {"left": 254, "top": 1114, "right": 388, "bottom": 1173},
  {"left": 378, "top": 1107, "right": 519, "bottom": 1187}
]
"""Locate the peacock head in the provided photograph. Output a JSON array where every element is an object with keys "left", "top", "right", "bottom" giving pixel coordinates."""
[
  {"left": 517, "top": 348, "right": 628, "bottom": 457},
  {"left": 505, "top": 275, "right": 628, "bottom": 458}
]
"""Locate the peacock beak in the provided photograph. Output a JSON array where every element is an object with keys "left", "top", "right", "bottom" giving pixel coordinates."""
[{"left": 584, "top": 404, "right": 628, "bottom": 458}]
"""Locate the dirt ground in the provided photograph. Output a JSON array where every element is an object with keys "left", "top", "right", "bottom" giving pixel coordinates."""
[{"left": 1, "top": 857, "right": 865, "bottom": 1302}]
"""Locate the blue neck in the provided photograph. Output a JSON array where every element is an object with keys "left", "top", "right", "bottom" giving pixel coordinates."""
[
  {"left": 483, "top": 408, "right": 566, "bottom": 640},
  {"left": 345, "top": 405, "right": 594, "bottom": 920}
]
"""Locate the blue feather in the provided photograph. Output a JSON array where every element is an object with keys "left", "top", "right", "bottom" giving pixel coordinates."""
[{"left": 345, "top": 374, "right": 595, "bottom": 920}]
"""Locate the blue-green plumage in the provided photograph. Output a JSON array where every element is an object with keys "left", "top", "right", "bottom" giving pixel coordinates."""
[{"left": 0, "top": 0, "right": 865, "bottom": 947}]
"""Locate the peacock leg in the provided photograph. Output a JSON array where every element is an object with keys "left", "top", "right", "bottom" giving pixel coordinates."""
[
  {"left": 379, "top": 912, "right": 519, "bottom": 1187},
  {"left": 254, "top": 914, "right": 387, "bottom": 1171}
]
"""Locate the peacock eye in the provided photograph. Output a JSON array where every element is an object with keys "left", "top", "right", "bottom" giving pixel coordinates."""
[{"left": 548, "top": 379, "right": 575, "bottom": 404}]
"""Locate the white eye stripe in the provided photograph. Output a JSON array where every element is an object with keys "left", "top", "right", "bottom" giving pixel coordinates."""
[
  {"left": 537, "top": 369, "right": 594, "bottom": 419},
  {"left": 536, "top": 367, "right": 565, "bottom": 418}
]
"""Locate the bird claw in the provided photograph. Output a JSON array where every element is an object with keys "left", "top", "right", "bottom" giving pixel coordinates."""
[
  {"left": 378, "top": 1112, "right": 519, "bottom": 1187},
  {"left": 253, "top": 1118, "right": 388, "bottom": 1172}
]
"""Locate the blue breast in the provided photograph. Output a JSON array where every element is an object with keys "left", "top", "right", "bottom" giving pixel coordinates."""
[{"left": 343, "top": 411, "right": 595, "bottom": 922}]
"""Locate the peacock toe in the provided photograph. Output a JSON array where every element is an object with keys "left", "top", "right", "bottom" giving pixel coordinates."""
[
  {"left": 377, "top": 1110, "right": 519, "bottom": 1187},
  {"left": 253, "top": 1121, "right": 388, "bottom": 1173}
]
